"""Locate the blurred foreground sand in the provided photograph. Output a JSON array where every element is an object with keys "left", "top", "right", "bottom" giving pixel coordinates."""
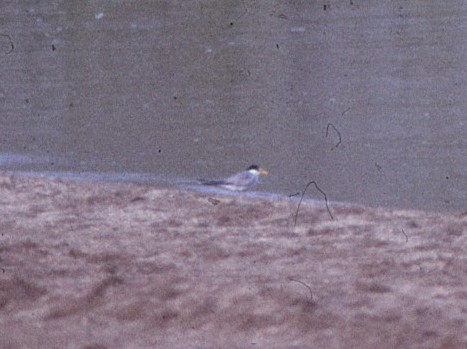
[{"left": 0, "top": 173, "right": 465, "bottom": 348}]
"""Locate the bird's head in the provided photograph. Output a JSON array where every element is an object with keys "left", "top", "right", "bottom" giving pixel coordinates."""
[{"left": 247, "top": 165, "right": 268, "bottom": 176}]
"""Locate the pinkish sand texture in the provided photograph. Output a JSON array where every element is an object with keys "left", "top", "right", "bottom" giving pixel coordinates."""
[{"left": 0, "top": 172, "right": 465, "bottom": 349}]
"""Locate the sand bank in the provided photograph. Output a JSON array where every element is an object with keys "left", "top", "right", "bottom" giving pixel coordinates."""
[{"left": 0, "top": 173, "right": 465, "bottom": 348}]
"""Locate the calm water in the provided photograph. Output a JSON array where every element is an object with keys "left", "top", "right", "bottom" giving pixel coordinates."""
[{"left": 1, "top": 1, "right": 465, "bottom": 212}]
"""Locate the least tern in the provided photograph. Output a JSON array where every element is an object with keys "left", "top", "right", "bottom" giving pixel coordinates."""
[{"left": 198, "top": 165, "right": 268, "bottom": 191}]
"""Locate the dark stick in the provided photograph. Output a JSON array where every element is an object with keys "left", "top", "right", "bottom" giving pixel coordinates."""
[
  {"left": 289, "top": 279, "right": 314, "bottom": 302},
  {"left": 325, "top": 123, "right": 342, "bottom": 149},
  {"left": 401, "top": 229, "right": 409, "bottom": 243},
  {"left": 294, "top": 181, "right": 334, "bottom": 226}
]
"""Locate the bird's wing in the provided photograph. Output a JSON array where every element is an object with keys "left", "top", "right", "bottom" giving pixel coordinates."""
[{"left": 198, "top": 179, "right": 229, "bottom": 186}]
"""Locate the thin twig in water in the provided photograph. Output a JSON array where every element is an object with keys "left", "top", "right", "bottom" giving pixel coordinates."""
[
  {"left": 294, "top": 181, "right": 334, "bottom": 225},
  {"left": 0, "top": 34, "right": 14, "bottom": 54},
  {"left": 341, "top": 107, "right": 351, "bottom": 116},
  {"left": 230, "top": 0, "right": 248, "bottom": 25},
  {"left": 325, "top": 123, "right": 342, "bottom": 149},
  {"left": 289, "top": 279, "right": 314, "bottom": 303}
]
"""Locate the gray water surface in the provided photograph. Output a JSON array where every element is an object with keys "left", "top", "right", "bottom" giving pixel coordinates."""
[{"left": 1, "top": 1, "right": 465, "bottom": 212}]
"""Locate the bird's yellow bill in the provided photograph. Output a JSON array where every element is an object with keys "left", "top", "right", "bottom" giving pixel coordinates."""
[{"left": 259, "top": 168, "right": 269, "bottom": 176}]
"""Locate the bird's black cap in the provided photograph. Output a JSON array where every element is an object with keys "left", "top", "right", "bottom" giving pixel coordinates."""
[{"left": 247, "top": 165, "right": 259, "bottom": 171}]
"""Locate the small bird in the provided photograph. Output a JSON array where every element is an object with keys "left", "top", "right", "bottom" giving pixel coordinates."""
[{"left": 198, "top": 165, "right": 268, "bottom": 191}]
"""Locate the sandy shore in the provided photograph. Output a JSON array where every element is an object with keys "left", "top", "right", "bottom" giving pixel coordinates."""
[{"left": 0, "top": 172, "right": 465, "bottom": 348}]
